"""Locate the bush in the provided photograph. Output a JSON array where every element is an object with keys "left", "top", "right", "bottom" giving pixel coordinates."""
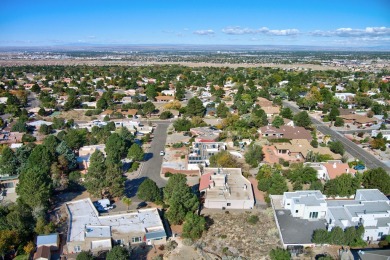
[
  {"left": 164, "top": 172, "right": 173, "bottom": 177},
  {"left": 130, "top": 161, "right": 140, "bottom": 172},
  {"left": 247, "top": 215, "right": 259, "bottom": 225},
  {"left": 172, "top": 142, "right": 184, "bottom": 148},
  {"left": 166, "top": 240, "right": 178, "bottom": 251},
  {"left": 22, "top": 134, "right": 36, "bottom": 142}
]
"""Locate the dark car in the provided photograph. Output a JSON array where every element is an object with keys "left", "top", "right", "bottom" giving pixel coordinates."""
[{"left": 137, "top": 202, "right": 147, "bottom": 209}]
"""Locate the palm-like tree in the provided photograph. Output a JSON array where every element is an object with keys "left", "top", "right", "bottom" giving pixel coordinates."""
[{"left": 122, "top": 197, "right": 132, "bottom": 210}]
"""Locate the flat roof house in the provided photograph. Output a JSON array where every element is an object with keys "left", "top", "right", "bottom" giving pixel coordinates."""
[
  {"left": 271, "top": 189, "right": 390, "bottom": 248},
  {"left": 188, "top": 141, "right": 226, "bottom": 169},
  {"left": 199, "top": 168, "right": 255, "bottom": 210},
  {"left": 65, "top": 198, "right": 166, "bottom": 255}
]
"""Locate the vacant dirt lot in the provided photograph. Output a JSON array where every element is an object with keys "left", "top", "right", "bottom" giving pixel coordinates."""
[{"left": 198, "top": 208, "right": 280, "bottom": 259}]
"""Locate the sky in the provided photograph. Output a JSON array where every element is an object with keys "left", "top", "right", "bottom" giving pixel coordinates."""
[{"left": 0, "top": 0, "right": 390, "bottom": 47}]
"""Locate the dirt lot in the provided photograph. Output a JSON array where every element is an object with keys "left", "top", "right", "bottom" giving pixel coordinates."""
[{"left": 197, "top": 208, "right": 280, "bottom": 259}]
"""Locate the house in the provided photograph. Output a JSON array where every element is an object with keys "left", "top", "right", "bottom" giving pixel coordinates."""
[
  {"left": 34, "top": 246, "right": 51, "bottom": 260},
  {"left": 339, "top": 114, "right": 377, "bottom": 127},
  {"left": 100, "top": 109, "right": 138, "bottom": 119},
  {"left": 37, "top": 233, "right": 60, "bottom": 250},
  {"left": 335, "top": 93, "right": 355, "bottom": 102},
  {"left": 271, "top": 189, "right": 390, "bottom": 249},
  {"left": 155, "top": 96, "right": 174, "bottom": 102},
  {"left": 262, "top": 106, "right": 281, "bottom": 117},
  {"left": 256, "top": 97, "right": 273, "bottom": 107},
  {"left": 258, "top": 126, "right": 312, "bottom": 141},
  {"left": 273, "top": 139, "right": 342, "bottom": 162},
  {"left": 65, "top": 199, "right": 166, "bottom": 254},
  {"left": 77, "top": 144, "right": 106, "bottom": 171},
  {"left": 161, "top": 89, "right": 175, "bottom": 96},
  {"left": 199, "top": 168, "right": 255, "bottom": 209},
  {"left": 304, "top": 160, "right": 356, "bottom": 180},
  {"left": 190, "top": 127, "right": 221, "bottom": 142},
  {"left": 188, "top": 141, "right": 227, "bottom": 169},
  {"left": 372, "top": 130, "right": 390, "bottom": 140},
  {"left": 82, "top": 101, "right": 97, "bottom": 108},
  {"left": 27, "top": 120, "right": 53, "bottom": 129}
]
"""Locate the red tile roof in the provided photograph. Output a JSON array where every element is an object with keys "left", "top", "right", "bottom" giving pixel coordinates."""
[
  {"left": 323, "top": 162, "right": 356, "bottom": 180},
  {"left": 199, "top": 173, "right": 212, "bottom": 191}
]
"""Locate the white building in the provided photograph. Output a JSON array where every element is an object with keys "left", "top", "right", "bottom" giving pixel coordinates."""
[
  {"left": 372, "top": 130, "right": 390, "bottom": 140},
  {"left": 283, "top": 191, "right": 327, "bottom": 219},
  {"left": 65, "top": 199, "right": 166, "bottom": 255},
  {"left": 335, "top": 93, "right": 355, "bottom": 102},
  {"left": 187, "top": 141, "right": 226, "bottom": 170},
  {"left": 278, "top": 189, "right": 390, "bottom": 242},
  {"left": 199, "top": 168, "right": 255, "bottom": 209}
]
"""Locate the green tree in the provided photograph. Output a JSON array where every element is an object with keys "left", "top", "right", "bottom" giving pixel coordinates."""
[
  {"left": 280, "top": 107, "right": 293, "bottom": 119},
  {"left": 16, "top": 166, "right": 52, "bottom": 209},
  {"left": 173, "top": 118, "right": 192, "bottom": 131},
  {"left": 11, "top": 119, "right": 27, "bottom": 133},
  {"left": 244, "top": 144, "right": 264, "bottom": 168},
  {"left": 106, "top": 246, "right": 129, "bottom": 260},
  {"left": 269, "top": 247, "right": 291, "bottom": 260},
  {"left": 330, "top": 226, "right": 345, "bottom": 245},
  {"left": 0, "top": 147, "right": 18, "bottom": 176},
  {"left": 324, "top": 173, "right": 360, "bottom": 197},
  {"left": 160, "top": 111, "right": 173, "bottom": 119},
  {"left": 164, "top": 174, "right": 198, "bottom": 224},
  {"left": 209, "top": 150, "right": 240, "bottom": 168},
  {"left": 56, "top": 141, "right": 78, "bottom": 171},
  {"left": 104, "top": 162, "right": 125, "bottom": 198},
  {"left": 105, "top": 133, "right": 126, "bottom": 164},
  {"left": 137, "top": 178, "right": 162, "bottom": 202},
  {"left": 268, "top": 173, "right": 288, "bottom": 195},
  {"left": 186, "top": 97, "right": 205, "bottom": 117},
  {"left": 216, "top": 102, "right": 229, "bottom": 118},
  {"left": 84, "top": 150, "right": 107, "bottom": 197},
  {"left": 43, "top": 135, "right": 59, "bottom": 157},
  {"left": 334, "top": 117, "right": 344, "bottom": 127},
  {"left": 293, "top": 111, "right": 311, "bottom": 128},
  {"left": 312, "top": 229, "right": 330, "bottom": 244},
  {"left": 76, "top": 251, "right": 94, "bottom": 260},
  {"left": 287, "top": 164, "right": 317, "bottom": 184},
  {"left": 122, "top": 197, "right": 132, "bottom": 210},
  {"left": 328, "top": 107, "right": 340, "bottom": 121},
  {"left": 38, "top": 124, "right": 52, "bottom": 135},
  {"left": 64, "top": 129, "right": 86, "bottom": 150},
  {"left": 329, "top": 141, "right": 345, "bottom": 155},
  {"left": 127, "top": 143, "right": 144, "bottom": 161},
  {"left": 143, "top": 101, "right": 156, "bottom": 117},
  {"left": 0, "top": 230, "right": 19, "bottom": 260},
  {"left": 362, "top": 168, "right": 390, "bottom": 194},
  {"left": 271, "top": 116, "right": 284, "bottom": 128},
  {"left": 182, "top": 213, "right": 206, "bottom": 240}
]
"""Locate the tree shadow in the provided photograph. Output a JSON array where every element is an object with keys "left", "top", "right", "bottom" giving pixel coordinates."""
[
  {"left": 125, "top": 177, "right": 147, "bottom": 198},
  {"left": 203, "top": 215, "right": 214, "bottom": 231},
  {"left": 131, "top": 244, "right": 153, "bottom": 260},
  {"left": 143, "top": 152, "right": 153, "bottom": 161}
]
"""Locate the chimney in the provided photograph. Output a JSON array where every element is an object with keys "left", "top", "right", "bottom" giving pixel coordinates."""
[
  {"left": 346, "top": 168, "right": 349, "bottom": 173},
  {"left": 243, "top": 184, "right": 247, "bottom": 190},
  {"left": 333, "top": 163, "right": 337, "bottom": 169}
]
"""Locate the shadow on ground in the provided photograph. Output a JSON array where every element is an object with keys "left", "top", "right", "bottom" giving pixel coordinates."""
[
  {"left": 125, "top": 177, "right": 147, "bottom": 198},
  {"left": 143, "top": 152, "right": 154, "bottom": 161}
]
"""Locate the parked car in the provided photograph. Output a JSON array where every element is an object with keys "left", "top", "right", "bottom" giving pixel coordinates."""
[
  {"left": 160, "top": 151, "right": 165, "bottom": 156},
  {"left": 137, "top": 202, "right": 147, "bottom": 209},
  {"left": 354, "top": 164, "right": 365, "bottom": 170}
]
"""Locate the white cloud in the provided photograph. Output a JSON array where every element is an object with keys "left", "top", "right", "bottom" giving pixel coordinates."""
[
  {"left": 311, "top": 27, "right": 390, "bottom": 37},
  {"left": 222, "top": 26, "right": 299, "bottom": 36},
  {"left": 193, "top": 29, "right": 215, "bottom": 35}
]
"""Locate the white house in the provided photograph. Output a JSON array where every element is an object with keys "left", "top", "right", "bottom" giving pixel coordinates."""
[
  {"left": 335, "top": 93, "right": 355, "bottom": 102},
  {"left": 283, "top": 191, "right": 327, "bottom": 219},
  {"left": 65, "top": 199, "right": 166, "bottom": 255},
  {"left": 372, "top": 130, "right": 390, "bottom": 140},
  {"left": 199, "top": 168, "right": 255, "bottom": 210},
  {"left": 279, "top": 189, "right": 390, "bottom": 242}
]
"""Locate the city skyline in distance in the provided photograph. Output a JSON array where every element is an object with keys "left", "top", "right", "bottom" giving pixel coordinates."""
[{"left": 1, "top": 0, "right": 389, "bottom": 48}]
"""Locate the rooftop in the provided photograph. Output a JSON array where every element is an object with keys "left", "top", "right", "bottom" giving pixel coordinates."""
[
  {"left": 200, "top": 168, "right": 254, "bottom": 202},
  {"left": 66, "top": 198, "right": 165, "bottom": 243}
]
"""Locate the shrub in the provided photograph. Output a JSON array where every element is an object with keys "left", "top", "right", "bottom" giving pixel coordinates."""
[
  {"left": 247, "top": 215, "right": 259, "bottom": 225},
  {"left": 164, "top": 172, "right": 173, "bottom": 177},
  {"left": 130, "top": 161, "right": 140, "bottom": 171},
  {"left": 166, "top": 240, "right": 178, "bottom": 251}
]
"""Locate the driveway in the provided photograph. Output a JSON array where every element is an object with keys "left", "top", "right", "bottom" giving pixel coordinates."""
[{"left": 283, "top": 101, "right": 390, "bottom": 172}]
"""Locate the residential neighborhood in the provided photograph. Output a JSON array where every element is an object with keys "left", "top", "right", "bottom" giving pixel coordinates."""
[{"left": 0, "top": 50, "right": 390, "bottom": 260}]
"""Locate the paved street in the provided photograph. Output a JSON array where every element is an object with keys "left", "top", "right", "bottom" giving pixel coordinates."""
[
  {"left": 137, "top": 122, "right": 170, "bottom": 187},
  {"left": 283, "top": 101, "right": 390, "bottom": 172}
]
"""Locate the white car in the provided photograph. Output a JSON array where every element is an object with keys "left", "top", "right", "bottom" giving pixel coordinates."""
[{"left": 160, "top": 151, "right": 165, "bottom": 156}]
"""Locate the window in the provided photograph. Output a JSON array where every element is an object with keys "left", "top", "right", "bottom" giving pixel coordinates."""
[
  {"left": 227, "top": 203, "right": 231, "bottom": 206},
  {"left": 74, "top": 246, "right": 81, "bottom": 252},
  {"left": 132, "top": 237, "right": 142, "bottom": 243},
  {"left": 287, "top": 203, "right": 290, "bottom": 206},
  {"left": 115, "top": 239, "right": 123, "bottom": 245},
  {"left": 295, "top": 210, "right": 299, "bottom": 213},
  {"left": 378, "top": 232, "right": 384, "bottom": 238},
  {"left": 309, "top": 212, "right": 318, "bottom": 219}
]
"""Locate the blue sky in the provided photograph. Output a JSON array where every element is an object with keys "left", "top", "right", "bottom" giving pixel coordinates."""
[{"left": 0, "top": 0, "right": 389, "bottom": 47}]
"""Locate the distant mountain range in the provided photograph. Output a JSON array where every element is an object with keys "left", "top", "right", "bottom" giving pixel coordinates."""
[{"left": 0, "top": 44, "right": 389, "bottom": 52}]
